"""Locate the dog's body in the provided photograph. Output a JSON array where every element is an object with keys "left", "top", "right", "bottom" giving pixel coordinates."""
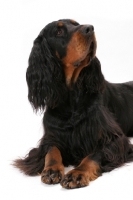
[
  {"left": 14, "top": 19, "right": 133, "bottom": 189},
  {"left": 103, "top": 81, "right": 133, "bottom": 137}
]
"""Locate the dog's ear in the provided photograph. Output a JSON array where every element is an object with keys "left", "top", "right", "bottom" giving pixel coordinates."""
[
  {"left": 84, "top": 57, "right": 105, "bottom": 94},
  {"left": 26, "top": 35, "right": 67, "bottom": 111}
]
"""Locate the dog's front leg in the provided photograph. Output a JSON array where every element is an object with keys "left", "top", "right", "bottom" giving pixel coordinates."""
[
  {"left": 61, "top": 156, "right": 101, "bottom": 189},
  {"left": 41, "top": 146, "right": 64, "bottom": 184}
]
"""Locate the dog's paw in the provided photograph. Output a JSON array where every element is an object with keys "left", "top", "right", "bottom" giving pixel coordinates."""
[
  {"left": 41, "top": 164, "right": 64, "bottom": 184},
  {"left": 60, "top": 169, "right": 90, "bottom": 189}
]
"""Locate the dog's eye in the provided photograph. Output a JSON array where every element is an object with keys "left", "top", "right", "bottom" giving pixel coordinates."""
[{"left": 56, "top": 29, "right": 63, "bottom": 36}]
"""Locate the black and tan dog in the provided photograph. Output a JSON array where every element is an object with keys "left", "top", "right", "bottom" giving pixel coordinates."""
[{"left": 14, "top": 19, "right": 133, "bottom": 189}]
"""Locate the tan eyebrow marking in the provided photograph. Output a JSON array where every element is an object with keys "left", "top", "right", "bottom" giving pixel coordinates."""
[
  {"left": 70, "top": 19, "right": 76, "bottom": 24},
  {"left": 57, "top": 22, "right": 64, "bottom": 27}
]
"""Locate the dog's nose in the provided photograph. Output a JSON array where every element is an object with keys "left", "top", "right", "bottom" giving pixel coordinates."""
[{"left": 82, "top": 25, "right": 94, "bottom": 34}]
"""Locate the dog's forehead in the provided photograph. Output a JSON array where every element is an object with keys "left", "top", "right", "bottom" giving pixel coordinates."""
[
  {"left": 44, "top": 19, "right": 79, "bottom": 31},
  {"left": 58, "top": 19, "right": 79, "bottom": 26}
]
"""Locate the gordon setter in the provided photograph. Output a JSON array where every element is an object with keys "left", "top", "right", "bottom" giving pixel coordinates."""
[{"left": 14, "top": 19, "right": 133, "bottom": 189}]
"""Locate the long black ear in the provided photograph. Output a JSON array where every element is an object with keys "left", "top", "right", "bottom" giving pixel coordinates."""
[
  {"left": 26, "top": 36, "right": 67, "bottom": 111},
  {"left": 83, "top": 57, "right": 105, "bottom": 94}
]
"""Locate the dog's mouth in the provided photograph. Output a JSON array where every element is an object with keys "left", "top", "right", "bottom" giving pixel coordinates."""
[
  {"left": 89, "top": 41, "right": 95, "bottom": 60},
  {"left": 73, "top": 41, "right": 95, "bottom": 68}
]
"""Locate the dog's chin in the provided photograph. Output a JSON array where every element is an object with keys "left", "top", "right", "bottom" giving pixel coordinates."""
[{"left": 73, "top": 41, "right": 96, "bottom": 68}]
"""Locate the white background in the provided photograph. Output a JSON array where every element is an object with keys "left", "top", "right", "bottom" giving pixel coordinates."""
[{"left": 0, "top": 0, "right": 133, "bottom": 199}]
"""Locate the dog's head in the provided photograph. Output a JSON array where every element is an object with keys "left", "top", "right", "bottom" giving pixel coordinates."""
[
  {"left": 42, "top": 19, "right": 97, "bottom": 84},
  {"left": 26, "top": 19, "right": 97, "bottom": 110}
]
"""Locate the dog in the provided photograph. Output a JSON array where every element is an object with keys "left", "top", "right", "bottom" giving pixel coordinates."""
[{"left": 14, "top": 19, "right": 133, "bottom": 189}]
